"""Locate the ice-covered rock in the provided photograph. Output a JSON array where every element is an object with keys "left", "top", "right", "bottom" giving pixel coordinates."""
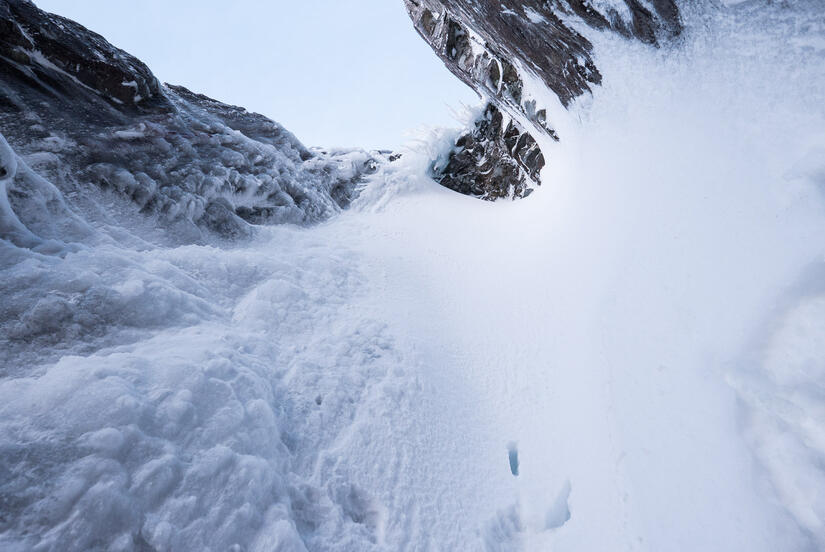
[
  {"left": 434, "top": 103, "right": 544, "bottom": 199},
  {"left": 404, "top": 0, "right": 681, "bottom": 199},
  {"left": 0, "top": 0, "right": 387, "bottom": 242}
]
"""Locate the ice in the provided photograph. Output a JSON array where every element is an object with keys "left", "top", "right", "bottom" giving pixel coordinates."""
[{"left": 0, "top": 205, "right": 406, "bottom": 549}]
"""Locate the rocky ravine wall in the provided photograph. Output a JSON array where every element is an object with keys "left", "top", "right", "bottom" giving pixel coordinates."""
[
  {"left": 0, "top": 0, "right": 387, "bottom": 243},
  {"left": 404, "top": 0, "right": 681, "bottom": 199}
]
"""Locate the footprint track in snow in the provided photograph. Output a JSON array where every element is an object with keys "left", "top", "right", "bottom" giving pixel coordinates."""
[{"left": 507, "top": 442, "right": 519, "bottom": 477}]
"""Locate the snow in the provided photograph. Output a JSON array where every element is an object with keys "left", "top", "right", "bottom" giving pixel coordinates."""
[
  {"left": 2, "top": 1, "right": 825, "bottom": 551},
  {"left": 588, "top": 0, "right": 634, "bottom": 27},
  {"left": 522, "top": 8, "right": 547, "bottom": 25}
]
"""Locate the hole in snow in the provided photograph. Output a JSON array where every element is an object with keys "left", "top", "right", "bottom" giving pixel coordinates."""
[
  {"left": 545, "top": 480, "right": 572, "bottom": 530},
  {"left": 507, "top": 442, "right": 519, "bottom": 477}
]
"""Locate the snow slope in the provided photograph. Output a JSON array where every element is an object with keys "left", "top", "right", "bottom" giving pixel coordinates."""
[{"left": 2, "top": 1, "right": 825, "bottom": 551}]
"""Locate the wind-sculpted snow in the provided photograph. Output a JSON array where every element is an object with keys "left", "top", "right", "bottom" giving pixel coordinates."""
[
  {"left": 0, "top": 0, "right": 387, "bottom": 242},
  {"left": 731, "top": 290, "right": 825, "bottom": 547},
  {"left": 0, "top": 244, "right": 406, "bottom": 551}
]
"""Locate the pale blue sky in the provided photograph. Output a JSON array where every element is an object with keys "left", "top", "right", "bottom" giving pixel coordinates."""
[{"left": 35, "top": 0, "right": 478, "bottom": 149}]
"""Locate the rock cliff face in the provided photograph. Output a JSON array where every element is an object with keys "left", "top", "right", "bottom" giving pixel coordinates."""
[
  {"left": 0, "top": 0, "right": 385, "bottom": 243},
  {"left": 0, "top": 0, "right": 684, "bottom": 231},
  {"left": 405, "top": 0, "right": 681, "bottom": 199}
]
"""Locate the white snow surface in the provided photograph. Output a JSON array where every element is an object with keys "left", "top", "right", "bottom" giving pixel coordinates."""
[{"left": 2, "top": 2, "right": 825, "bottom": 551}]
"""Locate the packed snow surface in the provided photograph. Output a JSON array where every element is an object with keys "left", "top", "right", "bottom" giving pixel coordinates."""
[{"left": 2, "top": 2, "right": 825, "bottom": 551}]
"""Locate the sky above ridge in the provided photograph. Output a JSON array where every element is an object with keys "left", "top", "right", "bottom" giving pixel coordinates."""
[{"left": 35, "top": 0, "right": 478, "bottom": 149}]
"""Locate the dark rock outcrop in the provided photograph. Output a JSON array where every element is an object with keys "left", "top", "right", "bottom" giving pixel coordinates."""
[
  {"left": 0, "top": 0, "right": 384, "bottom": 242},
  {"left": 437, "top": 103, "right": 544, "bottom": 199},
  {"left": 405, "top": 0, "right": 681, "bottom": 199},
  {"left": 0, "top": 0, "right": 169, "bottom": 121}
]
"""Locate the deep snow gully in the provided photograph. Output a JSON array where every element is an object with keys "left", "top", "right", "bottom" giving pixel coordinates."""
[{"left": 2, "top": 1, "right": 825, "bottom": 551}]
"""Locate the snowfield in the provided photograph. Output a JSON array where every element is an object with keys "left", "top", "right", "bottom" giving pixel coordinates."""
[{"left": 2, "top": 1, "right": 825, "bottom": 551}]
